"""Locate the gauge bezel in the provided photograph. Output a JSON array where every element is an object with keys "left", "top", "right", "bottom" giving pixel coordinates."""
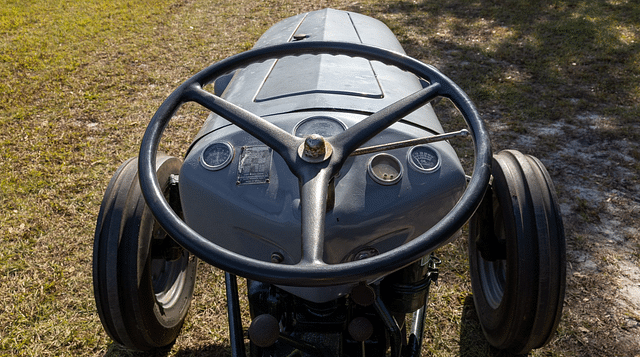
[
  {"left": 407, "top": 145, "right": 441, "bottom": 173},
  {"left": 293, "top": 116, "right": 347, "bottom": 138},
  {"left": 367, "top": 153, "right": 403, "bottom": 186},
  {"left": 200, "top": 142, "right": 235, "bottom": 171}
]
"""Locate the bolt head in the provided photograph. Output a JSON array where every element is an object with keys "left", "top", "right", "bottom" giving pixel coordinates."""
[
  {"left": 271, "top": 252, "right": 284, "bottom": 263},
  {"left": 298, "top": 134, "right": 333, "bottom": 163},
  {"left": 304, "top": 134, "right": 326, "bottom": 158}
]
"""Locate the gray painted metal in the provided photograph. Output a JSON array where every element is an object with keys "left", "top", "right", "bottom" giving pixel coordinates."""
[
  {"left": 180, "top": 9, "right": 467, "bottom": 301},
  {"left": 138, "top": 9, "right": 492, "bottom": 290},
  {"left": 193, "top": 9, "right": 443, "bottom": 143}
]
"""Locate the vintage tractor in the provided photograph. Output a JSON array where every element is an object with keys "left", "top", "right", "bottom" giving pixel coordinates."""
[{"left": 93, "top": 8, "right": 565, "bottom": 356}]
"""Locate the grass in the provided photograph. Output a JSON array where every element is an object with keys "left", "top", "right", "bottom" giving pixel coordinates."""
[
  {"left": 352, "top": 0, "right": 640, "bottom": 136},
  {"left": 1, "top": 0, "right": 639, "bottom": 356}
]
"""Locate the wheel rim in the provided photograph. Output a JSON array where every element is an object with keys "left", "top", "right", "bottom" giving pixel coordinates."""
[
  {"left": 152, "top": 257, "right": 189, "bottom": 306},
  {"left": 477, "top": 258, "right": 506, "bottom": 309},
  {"left": 151, "top": 242, "right": 190, "bottom": 307},
  {"left": 477, "top": 194, "right": 507, "bottom": 309},
  {"left": 151, "top": 179, "right": 190, "bottom": 308}
]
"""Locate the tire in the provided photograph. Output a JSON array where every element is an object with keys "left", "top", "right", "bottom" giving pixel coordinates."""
[
  {"left": 93, "top": 155, "right": 197, "bottom": 351},
  {"left": 468, "top": 150, "right": 566, "bottom": 354}
]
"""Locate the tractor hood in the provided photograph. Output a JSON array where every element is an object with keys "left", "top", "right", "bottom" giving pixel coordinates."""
[{"left": 193, "top": 8, "right": 445, "bottom": 139}]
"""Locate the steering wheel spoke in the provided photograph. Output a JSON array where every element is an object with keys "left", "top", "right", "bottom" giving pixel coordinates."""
[
  {"left": 184, "top": 84, "right": 301, "bottom": 164},
  {"left": 331, "top": 82, "right": 441, "bottom": 159},
  {"left": 297, "top": 169, "right": 333, "bottom": 266}
]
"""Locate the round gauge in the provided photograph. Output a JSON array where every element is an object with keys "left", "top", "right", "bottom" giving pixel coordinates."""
[
  {"left": 294, "top": 116, "right": 346, "bottom": 138},
  {"left": 200, "top": 142, "right": 234, "bottom": 171},
  {"left": 367, "top": 154, "right": 403, "bottom": 186},
  {"left": 408, "top": 145, "right": 440, "bottom": 173}
]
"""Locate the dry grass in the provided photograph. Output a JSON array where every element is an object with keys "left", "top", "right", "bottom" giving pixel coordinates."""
[{"left": 1, "top": 0, "right": 639, "bottom": 356}]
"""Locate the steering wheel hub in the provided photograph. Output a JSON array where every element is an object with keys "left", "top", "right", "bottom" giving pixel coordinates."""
[{"left": 299, "top": 134, "right": 333, "bottom": 163}]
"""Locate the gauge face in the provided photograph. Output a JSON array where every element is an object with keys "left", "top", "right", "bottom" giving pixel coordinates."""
[
  {"left": 201, "top": 142, "right": 234, "bottom": 171},
  {"left": 367, "top": 153, "right": 403, "bottom": 185},
  {"left": 294, "top": 116, "right": 346, "bottom": 138},
  {"left": 408, "top": 145, "right": 440, "bottom": 173}
]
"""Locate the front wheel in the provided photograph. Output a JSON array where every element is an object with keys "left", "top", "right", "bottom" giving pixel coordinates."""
[
  {"left": 468, "top": 150, "right": 566, "bottom": 355},
  {"left": 93, "top": 155, "right": 197, "bottom": 351}
]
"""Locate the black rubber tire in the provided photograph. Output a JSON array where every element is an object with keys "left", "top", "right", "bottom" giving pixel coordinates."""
[
  {"left": 468, "top": 150, "right": 566, "bottom": 355},
  {"left": 93, "top": 155, "right": 197, "bottom": 351}
]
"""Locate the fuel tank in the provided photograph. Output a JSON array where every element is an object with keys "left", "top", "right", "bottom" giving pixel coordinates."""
[{"left": 179, "top": 8, "right": 466, "bottom": 275}]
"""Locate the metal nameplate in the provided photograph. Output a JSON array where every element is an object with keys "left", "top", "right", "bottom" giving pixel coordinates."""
[{"left": 237, "top": 146, "right": 272, "bottom": 185}]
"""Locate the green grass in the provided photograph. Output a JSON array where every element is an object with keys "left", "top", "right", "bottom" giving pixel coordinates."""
[
  {"left": 1, "top": 0, "right": 639, "bottom": 356},
  {"left": 0, "top": 1, "right": 185, "bottom": 355}
]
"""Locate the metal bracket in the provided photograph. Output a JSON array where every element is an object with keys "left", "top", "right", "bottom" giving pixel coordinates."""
[{"left": 427, "top": 254, "right": 442, "bottom": 285}]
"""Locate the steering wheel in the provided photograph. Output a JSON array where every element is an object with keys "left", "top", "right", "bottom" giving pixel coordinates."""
[{"left": 139, "top": 41, "right": 492, "bottom": 287}]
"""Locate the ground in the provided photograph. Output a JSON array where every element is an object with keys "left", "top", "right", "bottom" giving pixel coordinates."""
[{"left": 0, "top": 0, "right": 638, "bottom": 356}]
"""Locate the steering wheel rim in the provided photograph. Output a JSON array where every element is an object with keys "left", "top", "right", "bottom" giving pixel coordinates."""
[{"left": 139, "top": 41, "right": 492, "bottom": 287}]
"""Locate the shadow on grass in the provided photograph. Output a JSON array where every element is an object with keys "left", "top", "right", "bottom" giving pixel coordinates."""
[
  {"left": 103, "top": 341, "right": 232, "bottom": 357},
  {"left": 99, "top": 305, "right": 524, "bottom": 357},
  {"left": 348, "top": 0, "right": 640, "bottom": 138},
  {"left": 459, "top": 295, "right": 523, "bottom": 357}
]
